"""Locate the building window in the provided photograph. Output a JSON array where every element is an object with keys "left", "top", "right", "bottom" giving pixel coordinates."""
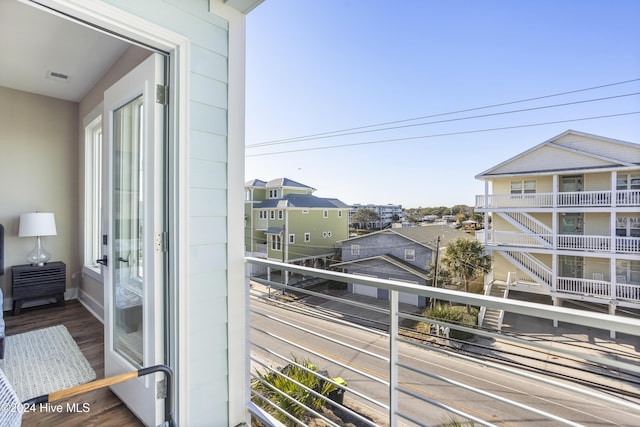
[
  {"left": 278, "top": 210, "right": 283, "bottom": 220},
  {"left": 617, "top": 174, "right": 640, "bottom": 190},
  {"left": 338, "top": 210, "right": 343, "bottom": 218},
  {"left": 351, "top": 245, "right": 360, "bottom": 256},
  {"left": 302, "top": 209, "right": 309, "bottom": 214},
  {"left": 616, "top": 217, "right": 640, "bottom": 237},
  {"left": 323, "top": 210, "right": 329, "bottom": 218},
  {"left": 511, "top": 179, "right": 536, "bottom": 194},
  {"left": 289, "top": 234, "right": 295, "bottom": 244},
  {"left": 405, "top": 248, "right": 415, "bottom": 261},
  {"left": 304, "top": 232, "right": 311, "bottom": 242},
  {"left": 268, "top": 189, "right": 278, "bottom": 199},
  {"left": 259, "top": 210, "right": 267, "bottom": 219},
  {"left": 271, "top": 234, "right": 282, "bottom": 251},
  {"left": 84, "top": 112, "right": 103, "bottom": 274},
  {"left": 270, "top": 210, "right": 275, "bottom": 220}
]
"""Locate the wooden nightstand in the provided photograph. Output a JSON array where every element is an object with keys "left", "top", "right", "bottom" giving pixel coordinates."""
[{"left": 11, "top": 261, "right": 66, "bottom": 315}]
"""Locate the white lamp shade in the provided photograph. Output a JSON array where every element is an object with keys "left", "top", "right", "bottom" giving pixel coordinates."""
[{"left": 18, "top": 213, "right": 57, "bottom": 237}]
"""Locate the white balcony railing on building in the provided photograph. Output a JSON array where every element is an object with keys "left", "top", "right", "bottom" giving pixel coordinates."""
[
  {"left": 476, "top": 193, "right": 554, "bottom": 209},
  {"left": 557, "top": 276, "right": 611, "bottom": 298},
  {"left": 617, "top": 283, "right": 640, "bottom": 301},
  {"left": 557, "top": 191, "right": 612, "bottom": 207},
  {"left": 484, "top": 231, "right": 551, "bottom": 248},
  {"left": 245, "top": 257, "right": 640, "bottom": 426},
  {"left": 476, "top": 190, "right": 640, "bottom": 209},
  {"left": 617, "top": 189, "right": 640, "bottom": 206},
  {"left": 557, "top": 276, "right": 640, "bottom": 302},
  {"left": 557, "top": 234, "right": 611, "bottom": 251},
  {"left": 483, "top": 232, "right": 640, "bottom": 255},
  {"left": 617, "top": 236, "right": 640, "bottom": 253}
]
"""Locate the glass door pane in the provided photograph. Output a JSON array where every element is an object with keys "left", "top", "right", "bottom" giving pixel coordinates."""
[{"left": 113, "top": 95, "right": 145, "bottom": 367}]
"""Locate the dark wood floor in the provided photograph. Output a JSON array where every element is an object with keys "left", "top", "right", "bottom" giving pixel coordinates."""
[{"left": 4, "top": 300, "right": 144, "bottom": 426}]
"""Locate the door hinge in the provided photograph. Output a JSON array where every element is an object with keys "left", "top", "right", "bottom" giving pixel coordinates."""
[
  {"left": 156, "top": 84, "right": 168, "bottom": 105},
  {"left": 155, "top": 232, "right": 168, "bottom": 253},
  {"left": 156, "top": 378, "right": 167, "bottom": 400}
]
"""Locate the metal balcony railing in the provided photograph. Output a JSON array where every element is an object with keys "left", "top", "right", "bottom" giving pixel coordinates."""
[{"left": 245, "top": 257, "right": 640, "bottom": 427}]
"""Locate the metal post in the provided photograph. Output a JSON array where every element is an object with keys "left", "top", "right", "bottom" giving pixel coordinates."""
[
  {"left": 389, "top": 290, "right": 399, "bottom": 427},
  {"left": 431, "top": 235, "right": 441, "bottom": 309}
]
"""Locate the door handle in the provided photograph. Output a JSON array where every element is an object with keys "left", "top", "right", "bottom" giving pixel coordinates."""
[
  {"left": 96, "top": 255, "right": 108, "bottom": 266},
  {"left": 118, "top": 256, "right": 129, "bottom": 264}
]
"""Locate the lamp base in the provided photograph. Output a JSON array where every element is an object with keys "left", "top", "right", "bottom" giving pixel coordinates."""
[{"left": 26, "top": 236, "right": 51, "bottom": 266}]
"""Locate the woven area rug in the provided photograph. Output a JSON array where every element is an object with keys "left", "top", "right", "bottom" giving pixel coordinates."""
[{"left": 0, "top": 325, "right": 96, "bottom": 401}]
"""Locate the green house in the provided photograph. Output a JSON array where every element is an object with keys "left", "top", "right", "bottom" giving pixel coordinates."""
[{"left": 245, "top": 178, "right": 349, "bottom": 279}]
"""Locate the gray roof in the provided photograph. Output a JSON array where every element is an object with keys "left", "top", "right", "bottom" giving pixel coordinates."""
[
  {"left": 256, "top": 194, "right": 348, "bottom": 209},
  {"left": 265, "top": 177, "right": 315, "bottom": 191},
  {"left": 341, "top": 225, "right": 471, "bottom": 249},
  {"left": 245, "top": 179, "right": 267, "bottom": 188},
  {"left": 332, "top": 254, "right": 430, "bottom": 279}
]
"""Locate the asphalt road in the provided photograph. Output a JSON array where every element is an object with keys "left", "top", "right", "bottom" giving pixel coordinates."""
[{"left": 250, "top": 293, "right": 640, "bottom": 426}]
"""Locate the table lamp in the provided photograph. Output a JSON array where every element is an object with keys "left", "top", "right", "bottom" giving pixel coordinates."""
[{"left": 18, "top": 212, "right": 57, "bottom": 266}]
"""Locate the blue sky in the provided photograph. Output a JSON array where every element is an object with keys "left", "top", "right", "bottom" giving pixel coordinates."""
[{"left": 245, "top": 0, "right": 640, "bottom": 208}]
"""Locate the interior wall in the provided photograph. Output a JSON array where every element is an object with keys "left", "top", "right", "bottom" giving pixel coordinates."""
[{"left": 0, "top": 86, "right": 79, "bottom": 310}]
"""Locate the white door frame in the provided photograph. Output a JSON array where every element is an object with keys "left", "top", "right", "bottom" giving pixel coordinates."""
[{"left": 24, "top": 0, "right": 190, "bottom": 422}]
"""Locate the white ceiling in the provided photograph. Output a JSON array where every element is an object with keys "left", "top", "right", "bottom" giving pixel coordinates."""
[{"left": 0, "top": 0, "right": 130, "bottom": 102}]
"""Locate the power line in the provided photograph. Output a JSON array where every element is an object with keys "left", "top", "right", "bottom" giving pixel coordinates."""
[
  {"left": 246, "top": 111, "right": 640, "bottom": 157},
  {"left": 247, "top": 78, "right": 640, "bottom": 147},
  {"left": 247, "top": 92, "right": 640, "bottom": 148}
]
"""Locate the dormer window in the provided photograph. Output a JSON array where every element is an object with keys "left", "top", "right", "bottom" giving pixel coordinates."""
[{"left": 268, "top": 189, "right": 279, "bottom": 199}]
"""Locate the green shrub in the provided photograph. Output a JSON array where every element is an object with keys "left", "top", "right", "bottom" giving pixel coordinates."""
[
  {"left": 422, "top": 304, "right": 478, "bottom": 340},
  {"left": 251, "top": 356, "right": 336, "bottom": 426}
]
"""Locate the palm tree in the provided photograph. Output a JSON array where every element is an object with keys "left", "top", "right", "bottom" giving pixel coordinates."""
[{"left": 440, "top": 237, "right": 492, "bottom": 313}]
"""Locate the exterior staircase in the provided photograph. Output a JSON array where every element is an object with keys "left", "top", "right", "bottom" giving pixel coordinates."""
[
  {"left": 479, "top": 281, "right": 508, "bottom": 331},
  {"left": 498, "top": 212, "right": 553, "bottom": 247},
  {"left": 501, "top": 250, "right": 552, "bottom": 293}
]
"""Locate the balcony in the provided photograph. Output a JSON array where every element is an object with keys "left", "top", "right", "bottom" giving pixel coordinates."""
[
  {"left": 475, "top": 190, "right": 640, "bottom": 210},
  {"left": 481, "top": 230, "right": 640, "bottom": 254},
  {"left": 245, "top": 257, "right": 640, "bottom": 426},
  {"left": 557, "top": 276, "right": 640, "bottom": 302}
]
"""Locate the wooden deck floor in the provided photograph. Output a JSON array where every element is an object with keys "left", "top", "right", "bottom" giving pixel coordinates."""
[{"left": 4, "top": 300, "right": 144, "bottom": 426}]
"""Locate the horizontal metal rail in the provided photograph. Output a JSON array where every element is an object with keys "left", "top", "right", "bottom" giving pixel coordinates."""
[
  {"left": 247, "top": 257, "right": 640, "bottom": 335},
  {"left": 246, "top": 257, "right": 640, "bottom": 426}
]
